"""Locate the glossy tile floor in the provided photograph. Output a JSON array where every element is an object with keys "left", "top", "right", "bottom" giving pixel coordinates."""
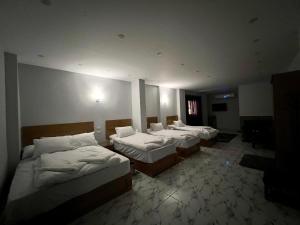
[{"left": 70, "top": 136, "right": 300, "bottom": 225}]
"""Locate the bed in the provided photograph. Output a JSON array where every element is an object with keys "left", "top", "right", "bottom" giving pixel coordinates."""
[
  {"left": 166, "top": 115, "right": 219, "bottom": 147},
  {"left": 146, "top": 117, "right": 200, "bottom": 157},
  {"left": 3, "top": 122, "right": 132, "bottom": 225},
  {"left": 106, "top": 119, "right": 178, "bottom": 177}
]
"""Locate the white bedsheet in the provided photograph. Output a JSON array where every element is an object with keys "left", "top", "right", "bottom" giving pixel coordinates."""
[
  {"left": 111, "top": 132, "right": 173, "bottom": 151},
  {"left": 39, "top": 146, "right": 116, "bottom": 172},
  {"left": 4, "top": 153, "right": 130, "bottom": 225},
  {"left": 111, "top": 134, "right": 176, "bottom": 163},
  {"left": 34, "top": 146, "right": 120, "bottom": 188},
  {"left": 147, "top": 129, "right": 200, "bottom": 148},
  {"left": 169, "top": 125, "right": 219, "bottom": 140}
]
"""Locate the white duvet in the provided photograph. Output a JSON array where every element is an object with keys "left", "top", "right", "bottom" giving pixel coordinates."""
[
  {"left": 169, "top": 125, "right": 219, "bottom": 140},
  {"left": 34, "top": 146, "right": 120, "bottom": 187},
  {"left": 148, "top": 129, "right": 198, "bottom": 140},
  {"left": 111, "top": 132, "right": 173, "bottom": 151}
]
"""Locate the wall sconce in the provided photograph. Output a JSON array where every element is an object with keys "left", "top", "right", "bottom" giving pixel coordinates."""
[
  {"left": 161, "top": 94, "right": 169, "bottom": 105},
  {"left": 91, "top": 87, "right": 104, "bottom": 103},
  {"left": 96, "top": 97, "right": 104, "bottom": 103}
]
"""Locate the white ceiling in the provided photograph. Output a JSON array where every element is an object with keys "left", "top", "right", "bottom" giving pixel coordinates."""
[{"left": 0, "top": 0, "right": 299, "bottom": 90}]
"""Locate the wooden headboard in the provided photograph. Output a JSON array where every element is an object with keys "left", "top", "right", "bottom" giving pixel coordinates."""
[
  {"left": 105, "top": 119, "right": 132, "bottom": 139},
  {"left": 21, "top": 121, "right": 94, "bottom": 147},
  {"left": 146, "top": 116, "right": 158, "bottom": 128},
  {"left": 166, "top": 115, "right": 178, "bottom": 125}
]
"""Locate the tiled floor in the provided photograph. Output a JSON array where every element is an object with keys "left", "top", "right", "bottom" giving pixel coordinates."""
[{"left": 70, "top": 136, "right": 300, "bottom": 225}]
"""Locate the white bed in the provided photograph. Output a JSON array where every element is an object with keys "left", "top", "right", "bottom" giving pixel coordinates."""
[
  {"left": 168, "top": 124, "right": 219, "bottom": 140},
  {"left": 110, "top": 133, "right": 176, "bottom": 163},
  {"left": 106, "top": 122, "right": 178, "bottom": 177},
  {"left": 147, "top": 129, "right": 200, "bottom": 149},
  {"left": 3, "top": 152, "right": 130, "bottom": 225},
  {"left": 2, "top": 122, "right": 132, "bottom": 225}
]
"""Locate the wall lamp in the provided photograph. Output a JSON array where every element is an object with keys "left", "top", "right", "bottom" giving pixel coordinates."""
[{"left": 91, "top": 87, "right": 104, "bottom": 103}]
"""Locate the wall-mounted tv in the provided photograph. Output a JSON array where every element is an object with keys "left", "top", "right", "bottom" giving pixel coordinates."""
[{"left": 212, "top": 103, "right": 227, "bottom": 112}]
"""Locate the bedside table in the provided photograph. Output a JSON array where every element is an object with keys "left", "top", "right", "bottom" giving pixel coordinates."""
[{"left": 99, "top": 140, "right": 114, "bottom": 150}]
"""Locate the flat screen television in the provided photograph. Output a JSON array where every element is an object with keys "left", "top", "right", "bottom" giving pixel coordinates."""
[{"left": 212, "top": 103, "right": 227, "bottom": 112}]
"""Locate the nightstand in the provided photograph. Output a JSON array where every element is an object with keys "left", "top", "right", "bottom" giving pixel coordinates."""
[{"left": 99, "top": 140, "right": 114, "bottom": 150}]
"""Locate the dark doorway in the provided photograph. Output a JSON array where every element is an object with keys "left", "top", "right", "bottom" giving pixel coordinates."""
[{"left": 185, "top": 95, "right": 203, "bottom": 125}]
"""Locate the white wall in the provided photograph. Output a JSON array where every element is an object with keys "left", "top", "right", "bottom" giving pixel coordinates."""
[
  {"left": 238, "top": 82, "right": 273, "bottom": 117},
  {"left": 289, "top": 51, "right": 300, "bottom": 70},
  {"left": 131, "top": 79, "right": 146, "bottom": 132},
  {"left": 18, "top": 64, "right": 132, "bottom": 142},
  {"left": 288, "top": 30, "right": 300, "bottom": 71},
  {"left": 0, "top": 50, "right": 7, "bottom": 195},
  {"left": 201, "top": 94, "right": 208, "bottom": 126},
  {"left": 159, "top": 87, "right": 177, "bottom": 126},
  {"left": 176, "top": 89, "right": 186, "bottom": 124},
  {"left": 5, "top": 52, "right": 21, "bottom": 177},
  {"left": 145, "top": 85, "right": 160, "bottom": 118},
  {"left": 208, "top": 94, "right": 240, "bottom": 131}
]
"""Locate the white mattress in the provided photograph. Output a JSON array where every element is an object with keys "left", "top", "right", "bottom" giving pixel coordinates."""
[
  {"left": 3, "top": 153, "right": 130, "bottom": 225},
  {"left": 111, "top": 135, "right": 176, "bottom": 163},
  {"left": 169, "top": 125, "right": 219, "bottom": 140},
  {"left": 175, "top": 136, "right": 200, "bottom": 148},
  {"left": 147, "top": 129, "right": 200, "bottom": 148}
]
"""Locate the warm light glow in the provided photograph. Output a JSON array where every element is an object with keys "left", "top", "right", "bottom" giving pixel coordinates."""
[
  {"left": 161, "top": 94, "right": 169, "bottom": 105},
  {"left": 90, "top": 87, "right": 104, "bottom": 103}
]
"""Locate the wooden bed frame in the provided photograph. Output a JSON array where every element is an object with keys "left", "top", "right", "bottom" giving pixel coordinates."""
[
  {"left": 176, "top": 143, "right": 201, "bottom": 157},
  {"left": 146, "top": 116, "right": 158, "bottom": 128},
  {"left": 106, "top": 119, "right": 179, "bottom": 177},
  {"left": 166, "top": 115, "right": 179, "bottom": 126},
  {"left": 21, "top": 121, "right": 95, "bottom": 146},
  {"left": 105, "top": 119, "right": 132, "bottom": 140},
  {"left": 199, "top": 138, "right": 217, "bottom": 147},
  {"left": 20, "top": 121, "right": 132, "bottom": 225},
  {"left": 147, "top": 117, "right": 200, "bottom": 158},
  {"left": 166, "top": 115, "right": 217, "bottom": 147}
]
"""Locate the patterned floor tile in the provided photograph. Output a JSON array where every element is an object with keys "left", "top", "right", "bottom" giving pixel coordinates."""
[{"left": 69, "top": 136, "right": 300, "bottom": 225}]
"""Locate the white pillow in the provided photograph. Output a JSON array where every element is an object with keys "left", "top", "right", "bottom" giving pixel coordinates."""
[
  {"left": 22, "top": 145, "right": 35, "bottom": 159},
  {"left": 115, "top": 126, "right": 135, "bottom": 138},
  {"left": 33, "top": 135, "right": 74, "bottom": 157},
  {"left": 174, "top": 120, "right": 185, "bottom": 127},
  {"left": 71, "top": 132, "right": 98, "bottom": 148},
  {"left": 150, "top": 123, "right": 164, "bottom": 131}
]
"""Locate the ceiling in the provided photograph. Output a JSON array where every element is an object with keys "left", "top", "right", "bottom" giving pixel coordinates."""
[{"left": 0, "top": 0, "right": 299, "bottom": 90}]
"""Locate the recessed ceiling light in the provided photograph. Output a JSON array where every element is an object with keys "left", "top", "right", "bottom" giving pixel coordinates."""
[
  {"left": 156, "top": 51, "right": 162, "bottom": 56},
  {"left": 117, "top": 34, "right": 125, "bottom": 39},
  {"left": 253, "top": 38, "right": 260, "bottom": 43},
  {"left": 40, "top": 0, "right": 52, "bottom": 6},
  {"left": 37, "top": 54, "right": 44, "bottom": 58},
  {"left": 248, "top": 17, "right": 259, "bottom": 24}
]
